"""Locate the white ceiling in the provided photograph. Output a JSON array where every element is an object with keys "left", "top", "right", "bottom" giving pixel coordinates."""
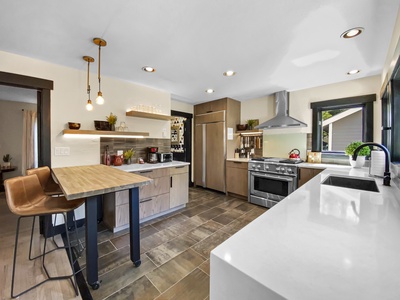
[{"left": 0, "top": 0, "right": 399, "bottom": 104}]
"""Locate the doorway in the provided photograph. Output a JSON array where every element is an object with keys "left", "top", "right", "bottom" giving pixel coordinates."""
[{"left": 171, "top": 110, "right": 193, "bottom": 186}]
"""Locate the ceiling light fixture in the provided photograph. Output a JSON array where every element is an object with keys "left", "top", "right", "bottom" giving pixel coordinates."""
[
  {"left": 340, "top": 27, "right": 364, "bottom": 39},
  {"left": 142, "top": 66, "right": 156, "bottom": 73},
  {"left": 223, "top": 70, "right": 236, "bottom": 77},
  {"left": 93, "top": 37, "right": 107, "bottom": 105},
  {"left": 347, "top": 69, "right": 360, "bottom": 75},
  {"left": 205, "top": 89, "right": 214, "bottom": 94},
  {"left": 83, "top": 56, "right": 95, "bottom": 111}
]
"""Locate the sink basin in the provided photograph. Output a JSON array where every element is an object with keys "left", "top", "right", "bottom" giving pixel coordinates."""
[{"left": 321, "top": 175, "right": 380, "bottom": 192}]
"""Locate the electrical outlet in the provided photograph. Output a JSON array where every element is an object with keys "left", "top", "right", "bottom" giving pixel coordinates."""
[{"left": 55, "top": 147, "right": 70, "bottom": 156}]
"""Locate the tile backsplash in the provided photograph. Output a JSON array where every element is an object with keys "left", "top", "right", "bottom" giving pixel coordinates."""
[{"left": 100, "top": 137, "right": 171, "bottom": 163}]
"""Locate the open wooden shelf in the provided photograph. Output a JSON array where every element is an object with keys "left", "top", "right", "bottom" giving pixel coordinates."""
[
  {"left": 63, "top": 129, "right": 149, "bottom": 137},
  {"left": 236, "top": 129, "right": 263, "bottom": 136},
  {"left": 126, "top": 110, "right": 173, "bottom": 121}
]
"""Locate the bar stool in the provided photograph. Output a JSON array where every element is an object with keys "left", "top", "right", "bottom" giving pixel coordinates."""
[
  {"left": 4, "top": 174, "right": 85, "bottom": 298},
  {"left": 26, "top": 166, "right": 85, "bottom": 257}
]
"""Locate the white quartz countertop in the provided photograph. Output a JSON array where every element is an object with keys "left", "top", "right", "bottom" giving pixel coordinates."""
[
  {"left": 112, "top": 160, "right": 190, "bottom": 173},
  {"left": 211, "top": 167, "right": 400, "bottom": 300},
  {"left": 226, "top": 158, "right": 250, "bottom": 162}
]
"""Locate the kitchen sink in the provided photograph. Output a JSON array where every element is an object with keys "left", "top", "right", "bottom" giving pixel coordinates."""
[{"left": 321, "top": 175, "right": 380, "bottom": 192}]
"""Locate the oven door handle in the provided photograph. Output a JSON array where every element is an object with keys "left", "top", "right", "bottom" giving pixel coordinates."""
[{"left": 252, "top": 172, "right": 294, "bottom": 182}]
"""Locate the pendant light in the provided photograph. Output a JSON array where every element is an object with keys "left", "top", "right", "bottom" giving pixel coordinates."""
[
  {"left": 83, "top": 56, "right": 95, "bottom": 111},
  {"left": 93, "top": 37, "right": 107, "bottom": 105}
]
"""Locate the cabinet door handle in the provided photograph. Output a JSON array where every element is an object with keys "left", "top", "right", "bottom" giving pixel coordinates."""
[
  {"left": 170, "top": 176, "right": 173, "bottom": 188},
  {"left": 233, "top": 162, "right": 242, "bottom": 164},
  {"left": 140, "top": 198, "right": 152, "bottom": 203},
  {"left": 139, "top": 170, "right": 153, "bottom": 174},
  {"left": 175, "top": 166, "right": 185, "bottom": 169}
]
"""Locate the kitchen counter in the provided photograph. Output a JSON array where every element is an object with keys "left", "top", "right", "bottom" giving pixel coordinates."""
[
  {"left": 210, "top": 166, "right": 400, "bottom": 300},
  {"left": 112, "top": 160, "right": 190, "bottom": 172},
  {"left": 226, "top": 158, "right": 250, "bottom": 162}
]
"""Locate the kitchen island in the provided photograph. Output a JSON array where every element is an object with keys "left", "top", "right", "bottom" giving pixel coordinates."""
[
  {"left": 104, "top": 161, "right": 190, "bottom": 232},
  {"left": 210, "top": 166, "right": 400, "bottom": 299}
]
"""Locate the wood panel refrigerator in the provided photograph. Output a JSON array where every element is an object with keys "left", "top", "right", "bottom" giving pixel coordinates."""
[{"left": 194, "top": 112, "right": 226, "bottom": 193}]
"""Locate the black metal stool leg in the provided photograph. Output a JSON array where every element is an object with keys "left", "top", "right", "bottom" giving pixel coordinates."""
[{"left": 62, "top": 212, "right": 79, "bottom": 296}]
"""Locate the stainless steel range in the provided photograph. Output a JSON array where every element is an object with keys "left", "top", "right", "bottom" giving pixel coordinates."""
[{"left": 248, "top": 157, "right": 301, "bottom": 208}]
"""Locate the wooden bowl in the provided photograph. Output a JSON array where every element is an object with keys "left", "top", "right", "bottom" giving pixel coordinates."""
[
  {"left": 68, "top": 122, "right": 81, "bottom": 130},
  {"left": 236, "top": 124, "right": 248, "bottom": 131}
]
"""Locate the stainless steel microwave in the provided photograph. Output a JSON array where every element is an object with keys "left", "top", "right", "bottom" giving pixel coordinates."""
[{"left": 157, "top": 152, "right": 173, "bottom": 163}]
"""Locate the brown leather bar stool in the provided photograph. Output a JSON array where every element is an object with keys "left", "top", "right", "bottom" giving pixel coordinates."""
[
  {"left": 26, "top": 166, "right": 85, "bottom": 257},
  {"left": 4, "top": 174, "right": 85, "bottom": 298}
]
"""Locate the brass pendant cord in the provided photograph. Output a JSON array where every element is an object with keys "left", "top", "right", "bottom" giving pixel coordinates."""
[
  {"left": 87, "top": 59, "right": 91, "bottom": 99},
  {"left": 97, "top": 44, "right": 101, "bottom": 93}
]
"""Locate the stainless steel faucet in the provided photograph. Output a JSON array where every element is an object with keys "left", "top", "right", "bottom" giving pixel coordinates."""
[{"left": 352, "top": 142, "right": 391, "bottom": 186}]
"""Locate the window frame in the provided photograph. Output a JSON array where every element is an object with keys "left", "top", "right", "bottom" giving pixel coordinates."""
[{"left": 310, "top": 94, "right": 375, "bottom": 152}]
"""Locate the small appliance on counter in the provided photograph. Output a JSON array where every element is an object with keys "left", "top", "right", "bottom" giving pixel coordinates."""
[
  {"left": 157, "top": 152, "right": 173, "bottom": 163},
  {"left": 147, "top": 147, "right": 158, "bottom": 163}
]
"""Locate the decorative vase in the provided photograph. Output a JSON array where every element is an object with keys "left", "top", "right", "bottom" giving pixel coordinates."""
[
  {"left": 126, "top": 158, "right": 132, "bottom": 165},
  {"left": 3, "top": 162, "right": 11, "bottom": 168},
  {"left": 113, "top": 155, "right": 123, "bottom": 166},
  {"left": 110, "top": 124, "right": 115, "bottom": 131},
  {"left": 349, "top": 155, "right": 365, "bottom": 168}
]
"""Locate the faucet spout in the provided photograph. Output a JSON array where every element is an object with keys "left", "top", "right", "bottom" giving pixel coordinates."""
[{"left": 352, "top": 142, "right": 391, "bottom": 186}]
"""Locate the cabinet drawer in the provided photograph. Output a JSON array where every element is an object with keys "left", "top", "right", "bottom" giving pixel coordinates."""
[
  {"left": 115, "top": 190, "right": 129, "bottom": 206},
  {"left": 169, "top": 165, "right": 188, "bottom": 175},
  {"left": 139, "top": 176, "right": 170, "bottom": 199},
  {"left": 140, "top": 193, "right": 170, "bottom": 219},
  {"left": 134, "top": 168, "right": 169, "bottom": 178},
  {"left": 226, "top": 161, "right": 248, "bottom": 169},
  {"left": 195, "top": 111, "right": 225, "bottom": 125}
]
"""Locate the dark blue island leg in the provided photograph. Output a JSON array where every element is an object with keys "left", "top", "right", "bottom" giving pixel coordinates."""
[
  {"left": 85, "top": 195, "right": 100, "bottom": 289},
  {"left": 129, "top": 187, "right": 141, "bottom": 267}
]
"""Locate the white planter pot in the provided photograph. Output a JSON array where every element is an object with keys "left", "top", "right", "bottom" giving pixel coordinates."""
[
  {"left": 349, "top": 155, "right": 365, "bottom": 168},
  {"left": 2, "top": 162, "right": 11, "bottom": 168}
]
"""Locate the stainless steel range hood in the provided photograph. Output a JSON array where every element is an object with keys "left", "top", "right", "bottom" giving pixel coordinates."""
[{"left": 255, "top": 91, "right": 307, "bottom": 129}]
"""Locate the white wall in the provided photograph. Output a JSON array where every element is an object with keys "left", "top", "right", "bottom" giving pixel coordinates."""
[
  {"left": 0, "top": 50, "right": 171, "bottom": 168},
  {"left": 382, "top": 8, "right": 400, "bottom": 84},
  {"left": 241, "top": 75, "right": 381, "bottom": 143},
  {"left": 171, "top": 99, "right": 193, "bottom": 114}
]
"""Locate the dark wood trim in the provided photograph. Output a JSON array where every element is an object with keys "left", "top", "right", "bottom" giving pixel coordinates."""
[
  {"left": 0, "top": 71, "right": 53, "bottom": 90},
  {"left": 310, "top": 94, "right": 375, "bottom": 152},
  {"left": 38, "top": 89, "right": 52, "bottom": 167},
  {"left": 171, "top": 110, "right": 194, "bottom": 187}
]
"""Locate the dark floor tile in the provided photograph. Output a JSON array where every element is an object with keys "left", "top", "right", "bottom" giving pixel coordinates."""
[
  {"left": 180, "top": 204, "right": 211, "bottom": 218},
  {"left": 192, "top": 230, "right": 231, "bottom": 258},
  {"left": 168, "top": 216, "right": 204, "bottom": 235},
  {"left": 155, "top": 268, "right": 209, "bottom": 300},
  {"left": 198, "top": 259, "right": 210, "bottom": 276},
  {"left": 104, "top": 275, "right": 160, "bottom": 300},
  {"left": 91, "top": 256, "right": 157, "bottom": 300},
  {"left": 185, "top": 220, "right": 223, "bottom": 242},
  {"left": 219, "top": 216, "right": 252, "bottom": 235},
  {"left": 212, "top": 210, "right": 243, "bottom": 225},
  {"left": 216, "top": 198, "right": 246, "bottom": 210},
  {"left": 232, "top": 202, "right": 257, "bottom": 213},
  {"left": 77, "top": 240, "right": 117, "bottom": 268},
  {"left": 151, "top": 213, "right": 189, "bottom": 231},
  {"left": 146, "top": 248, "right": 205, "bottom": 293},
  {"left": 146, "top": 234, "right": 198, "bottom": 266},
  {"left": 110, "top": 225, "right": 159, "bottom": 250},
  {"left": 141, "top": 228, "right": 177, "bottom": 253},
  {"left": 243, "top": 206, "right": 268, "bottom": 220},
  {"left": 197, "top": 207, "right": 226, "bottom": 220}
]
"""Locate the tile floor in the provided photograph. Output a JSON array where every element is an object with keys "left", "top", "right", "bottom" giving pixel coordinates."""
[{"left": 77, "top": 187, "right": 268, "bottom": 300}]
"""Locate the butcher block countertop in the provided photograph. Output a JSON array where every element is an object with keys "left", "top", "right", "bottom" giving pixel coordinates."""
[{"left": 52, "top": 164, "right": 152, "bottom": 200}]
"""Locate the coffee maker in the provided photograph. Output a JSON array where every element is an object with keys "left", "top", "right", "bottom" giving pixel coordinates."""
[{"left": 147, "top": 147, "right": 158, "bottom": 163}]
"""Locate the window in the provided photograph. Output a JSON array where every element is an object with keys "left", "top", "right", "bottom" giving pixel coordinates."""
[{"left": 310, "top": 94, "right": 375, "bottom": 153}]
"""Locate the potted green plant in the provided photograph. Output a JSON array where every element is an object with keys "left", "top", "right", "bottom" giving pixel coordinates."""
[
  {"left": 246, "top": 119, "right": 258, "bottom": 130},
  {"left": 345, "top": 141, "right": 370, "bottom": 168},
  {"left": 123, "top": 148, "right": 135, "bottom": 165},
  {"left": 106, "top": 113, "right": 118, "bottom": 131},
  {"left": 3, "top": 154, "right": 12, "bottom": 168}
]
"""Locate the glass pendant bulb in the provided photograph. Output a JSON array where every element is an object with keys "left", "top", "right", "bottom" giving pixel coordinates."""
[
  {"left": 86, "top": 99, "right": 94, "bottom": 111},
  {"left": 96, "top": 92, "right": 104, "bottom": 105}
]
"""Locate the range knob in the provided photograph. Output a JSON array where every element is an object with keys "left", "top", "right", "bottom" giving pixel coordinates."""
[
  {"left": 265, "top": 165, "right": 269, "bottom": 170},
  {"left": 287, "top": 168, "right": 292, "bottom": 173},
  {"left": 275, "top": 167, "right": 280, "bottom": 172}
]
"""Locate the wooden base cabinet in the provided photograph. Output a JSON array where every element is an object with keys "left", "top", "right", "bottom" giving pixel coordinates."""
[
  {"left": 103, "top": 165, "right": 189, "bottom": 232},
  {"left": 226, "top": 161, "right": 248, "bottom": 198},
  {"left": 170, "top": 165, "right": 189, "bottom": 208},
  {"left": 298, "top": 167, "right": 324, "bottom": 187}
]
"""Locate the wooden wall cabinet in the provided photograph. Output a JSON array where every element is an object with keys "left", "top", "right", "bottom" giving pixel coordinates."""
[
  {"left": 298, "top": 167, "right": 324, "bottom": 187},
  {"left": 226, "top": 161, "right": 248, "bottom": 198},
  {"left": 103, "top": 165, "right": 189, "bottom": 232}
]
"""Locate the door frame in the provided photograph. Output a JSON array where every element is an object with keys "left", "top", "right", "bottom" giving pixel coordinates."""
[{"left": 171, "top": 110, "right": 193, "bottom": 186}]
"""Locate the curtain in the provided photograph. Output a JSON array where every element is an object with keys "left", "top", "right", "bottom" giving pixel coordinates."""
[{"left": 22, "top": 110, "right": 37, "bottom": 173}]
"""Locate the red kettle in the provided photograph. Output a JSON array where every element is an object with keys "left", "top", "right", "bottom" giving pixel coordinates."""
[{"left": 289, "top": 148, "right": 300, "bottom": 159}]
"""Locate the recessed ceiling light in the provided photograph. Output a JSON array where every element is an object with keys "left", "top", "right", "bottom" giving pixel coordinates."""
[
  {"left": 142, "top": 66, "right": 156, "bottom": 72},
  {"left": 205, "top": 89, "right": 214, "bottom": 94},
  {"left": 340, "top": 27, "right": 364, "bottom": 39},
  {"left": 223, "top": 70, "right": 236, "bottom": 77},
  {"left": 347, "top": 69, "right": 360, "bottom": 75}
]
